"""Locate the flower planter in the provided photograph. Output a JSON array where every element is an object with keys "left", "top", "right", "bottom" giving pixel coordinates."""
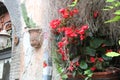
[
  {"left": 67, "top": 68, "right": 120, "bottom": 80},
  {"left": 28, "top": 28, "right": 43, "bottom": 49}
]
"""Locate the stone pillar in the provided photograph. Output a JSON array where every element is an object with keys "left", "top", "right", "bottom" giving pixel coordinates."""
[
  {"left": 20, "top": 0, "right": 52, "bottom": 80},
  {"left": 3, "top": 0, "right": 24, "bottom": 80}
]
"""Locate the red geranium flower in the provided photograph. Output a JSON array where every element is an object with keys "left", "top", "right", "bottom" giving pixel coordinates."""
[
  {"left": 81, "top": 25, "right": 88, "bottom": 30},
  {"left": 62, "top": 54, "right": 67, "bottom": 61},
  {"left": 65, "top": 27, "right": 77, "bottom": 37},
  {"left": 72, "top": 8, "right": 79, "bottom": 14},
  {"left": 58, "top": 41, "right": 64, "bottom": 48},
  {"left": 70, "top": 8, "right": 79, "bottom": 16},
  {"left": 50, "top": 19, "right": 61, "bottom": 29},
  {"left": 67, "top": 65, "right": 74, "bottom": 71},
  {"left": 57, "top": 48, "right": 65, "bottom": 55},
  {"left": 75, "top": 61, "right": 80, "bottom": 67},
  {"left": 90, "top": 57, "right": 96, "bottom": 63},
  {"left": 43, "top": 61, "right": 47, "bottom": 68},
  {"left": 59, "top": 8, "right": 66, "bottom": 13},
  {"left": 98, "top": 58, "right": 104, "bottom": 62},
  {"left": 90, "top": 67, "right": 96, "bottom": 71},
  {"left": 80, "top": 35, "right": 85, "bottom": 40},
  {"left": 59, "top": 8, "right": 69, "bottom": 18},
  {"left": 77, "top": 29, "right": 85, "bottom": 35},
  {"left": 93, "top": 10, "right": 99, "bottom": 19}
]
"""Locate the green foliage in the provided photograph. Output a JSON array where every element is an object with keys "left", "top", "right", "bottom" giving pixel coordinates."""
[
  {"left": 21, "top": 3, "right": 36, "bottom": 28},
  {"left": 95, "top": 61, "right": 103, "bottom": 70},
  {"left": 102, "top": 55, "right": 112, "bottom": 61},
  {"left": 106, "top": 0, "right": 115, "bottom": 2},
  {"left": 114, "top": 10, "right": 120, "bottom": 15},
  {"left": 84, "top": 69, "right": 93, "bottom": 77},
  {"left": 69, "top": 0, "right": 78, "bottom": 7},
  {"left": 57, "top": 67, "right": 68, "bottom": 79},
  {"left": 85, "top": 47, "right": 96, "bottom": 56},
  {"left": 80, "top": 60, "right": 88, "bottom": 69},
  {"left": 106, "top": 52, "right": 120, "bottom": 57},
  {"left": 105, "top": 0, "right": 120, "bottom": 23},
  {"left": 90, "top": 38, "right": 104, "bottom": 48},
  {"left": 72, "top": 70, "right": 77, "bottom": 77},
  {"left": 105, "top": 16, "right": 120, "bottom": 23}
]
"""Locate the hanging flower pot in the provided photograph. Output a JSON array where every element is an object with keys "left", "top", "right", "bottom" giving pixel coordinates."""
[
  {"left": 28, "top": 28, "right": 43, "bottom": 49},
  {"left": 67, "top": 67, "right": 120, "bottom": 80}
]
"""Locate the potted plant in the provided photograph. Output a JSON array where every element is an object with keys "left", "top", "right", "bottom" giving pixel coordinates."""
[
  {"left": 50, "top": 0, "right": 120, "bottom": 80},
  {"left": 21, "top": 3, "right": 43, "bottom": 48}
]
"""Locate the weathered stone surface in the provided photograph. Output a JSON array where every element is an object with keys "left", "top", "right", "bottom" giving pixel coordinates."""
[{"left": 2, "top": 0, "right": 24, "bottom": 80}]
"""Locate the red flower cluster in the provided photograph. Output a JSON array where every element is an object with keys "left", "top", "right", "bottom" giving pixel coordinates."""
[
  {"left": 59, "top": 8, "right": 79, "bottom": 18},
  {"left": 65, "top": 27, "right": 77, "bottom": 37},
  {"left": 67, "top": 62, "right": 74, "bottom": 71},
  {"left": 50, "top": 7, "right": 89, "bottom": 62},
  {"left": 56, "top": 25, "right": 88, "bottom": 60},
  {"left": 57, "top": 37, "right": 68, "bottom": 60},
  {"left": 50, "top": 19, "right": 61, "bottom": 29},
  {"left": 90, "top": 57, "right": 104, "bottom": 63},
  {"left": 67, "top": 61, "right": 80, "bottom": 71},
  {"left": 76, "top": 25, "right": 88, "bottom": 40},
  {"left": 59, "top": 8, "right": 69, "bottom": 18}
]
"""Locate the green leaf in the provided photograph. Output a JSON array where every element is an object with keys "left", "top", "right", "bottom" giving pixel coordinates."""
[
  {"left": 106, "top": 52, "right": 120, "bottom": 57},
  {"left": 69, "top": 0, "right": 78, "bottom": 7},
  {"left": 104, "top": 40, "right": 114, "bottom": 46},
  {"left": 112, "top": 1, "right": 120, "bottom": 7},
  {"left": 114, "top": 10, "right": 120, "bottom": 15},
  {"left": 102, "top": 8, "right": 111, "bottom": 11},
  {"left": 57, "top": 67, "right": 64, "bottom": 73},
  {"left": 85, "top": 47, "right": 96, "bottom": 56},
  {"left": 78, "top": 68, "right": 83, "bottom": 74},
  {"left": 105, "top": 6, "right": 114, "bottom": 9},
  {"left": 85, "top": 77, "right": 90, "bottom": 80},
  {"left": 106, "top": 0, "right": 115, "bottom": 2},
  {"left": 90, "top": 38, "right": 104, "bottom": 48},
  {"left": 102, "top": 55, "right": 112, "bottom": 61},
  {"left": 72, "top": 71, "right": 77, "bottom": 77},
  {"left": 95, "top": 62, "right": 103, "bottom": 70},
  {"left": 61, "top": 74, "right": 68, "bottom": 79},
  {"left": 84, "top": 70, "right": 93, "bottom": 80},
  {"left": 21, "top": 3, "right": 36, "bottom": 27},
  {"left": 105, "top": 16, "right": 120, "bottom": 23},
  {"left": 84, "top": 69, "right": 93, "bottom": 76},
  {"left": 80, "top": 61, "right": 88, "bottom": 69}
]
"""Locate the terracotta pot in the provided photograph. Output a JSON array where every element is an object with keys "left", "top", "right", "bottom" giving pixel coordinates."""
[
  {"left": 67, "top": 68, "right": 120, "bottom": 80},
  {"left": 28, "top": 28, "right": 43, "bottom": 48}
]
